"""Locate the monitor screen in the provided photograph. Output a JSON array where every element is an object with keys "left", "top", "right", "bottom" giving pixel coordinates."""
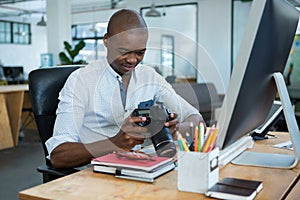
[
  {"left": 2, "top": 66, "right": 25, "bottom": 84},
  {"left": 216, "top": 0, "right": 299, "bottom": 153}
]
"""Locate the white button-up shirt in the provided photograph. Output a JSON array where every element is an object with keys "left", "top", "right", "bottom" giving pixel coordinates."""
[{"left": 45, "top": 60, "right": 200, "bottom": 155}]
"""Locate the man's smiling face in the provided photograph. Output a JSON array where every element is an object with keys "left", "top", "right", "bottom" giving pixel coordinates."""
[{"left": 104, "top": 28, "right": 148, "bottom": 75}]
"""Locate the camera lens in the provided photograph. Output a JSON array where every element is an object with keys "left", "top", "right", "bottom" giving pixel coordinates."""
[
  {"left": 132, "top": 103, "right": 177, "bottom": 158},
  {"left": 151, "top": 127, "right": 177, "bottom": 158},
  {"left": 155, "top": 142, "right": 177, "bottom": 158}
]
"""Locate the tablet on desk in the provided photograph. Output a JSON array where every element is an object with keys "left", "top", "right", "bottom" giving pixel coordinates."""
[{"left": 251, "top": 100, "right": 283, "bottom": 140}]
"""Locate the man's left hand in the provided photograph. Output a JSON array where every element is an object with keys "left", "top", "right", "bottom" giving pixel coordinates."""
[{"left": 164, "top": 112, "right": 179, "bottom": 138}]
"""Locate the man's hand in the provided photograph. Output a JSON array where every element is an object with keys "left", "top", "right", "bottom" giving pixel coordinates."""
[
  {"left": 164, "top": 112, "right": 179, "bottom": 138},
  {"left": 109, "top": 116, "right": 148, "bottom": 150}
]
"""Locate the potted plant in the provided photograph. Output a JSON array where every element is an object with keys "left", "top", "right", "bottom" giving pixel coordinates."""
[{"left": 59, "top": 40, "right": 86, "bottom": 65}]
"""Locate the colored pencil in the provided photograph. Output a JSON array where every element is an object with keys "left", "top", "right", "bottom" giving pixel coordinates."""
[{"left": 194, "top": 126, "right": 199, "bottom": 152}]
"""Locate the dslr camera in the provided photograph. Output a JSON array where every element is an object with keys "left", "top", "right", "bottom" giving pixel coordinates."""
[{"left": 132, "top": 102, "right": 177, "bottom": 158}]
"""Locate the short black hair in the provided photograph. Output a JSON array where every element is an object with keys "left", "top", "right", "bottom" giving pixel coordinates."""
[{"left": 107, "top": 9, "right": 148, "bottom": 36}]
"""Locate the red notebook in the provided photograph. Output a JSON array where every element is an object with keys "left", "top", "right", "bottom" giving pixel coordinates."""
[{"left": 91, "top": 151, "right": 174, "bottom": 172}]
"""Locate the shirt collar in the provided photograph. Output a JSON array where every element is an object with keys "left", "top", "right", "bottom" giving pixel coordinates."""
[{"left": 105, "top": 60, "right": 138, "bottom": 83}]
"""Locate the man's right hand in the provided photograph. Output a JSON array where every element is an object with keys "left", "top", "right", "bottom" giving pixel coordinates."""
[{"left": 109, "top": 116, "right": 148, "bottom": 150}]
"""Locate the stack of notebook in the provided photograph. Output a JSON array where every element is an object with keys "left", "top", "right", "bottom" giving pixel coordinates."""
[{"left": 91, "top": 151, "right": 175, "bottom": 182}]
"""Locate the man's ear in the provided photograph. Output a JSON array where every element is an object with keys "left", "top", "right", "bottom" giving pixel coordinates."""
[{"left": 103, "top": 33, "right": 109, "bottom": 47}]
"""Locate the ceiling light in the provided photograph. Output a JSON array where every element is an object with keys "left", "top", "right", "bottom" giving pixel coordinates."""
[
  {"left": 145, "top": 3, "right": 161, "bottom": 17},
  {"left": 37, "top": 15, "right": 46, "bottom": 26},
  {"left": 15, "top": 26, "right": 26, "bottom": 36}
]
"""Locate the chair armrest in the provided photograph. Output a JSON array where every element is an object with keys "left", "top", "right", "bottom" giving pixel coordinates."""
[{"left": 37, "top": 165, "right": 79, "bottom": 177}]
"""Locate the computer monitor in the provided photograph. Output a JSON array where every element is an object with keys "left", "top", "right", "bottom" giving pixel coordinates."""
[
  {"left": 216, "top": 0, "right": 300, "bottom": 168},
  {"left": 2, "top": 66, "right": 25, "bottom": 84}
]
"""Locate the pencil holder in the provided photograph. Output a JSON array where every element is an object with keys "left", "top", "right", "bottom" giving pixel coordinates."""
[{"left": 177, "top": 148, "right": 219, "bottom": 193}]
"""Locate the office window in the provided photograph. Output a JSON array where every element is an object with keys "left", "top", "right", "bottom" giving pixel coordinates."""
[
  {"left": 0, "top": 20, "right": 31, "bottom": 44},
  {"left": 72, "top": 22, "right": 107, "bottom": 63},
  {"left": 161, "top": 35, "right": 174, "bottom": 76},
  {"left": 13, "top": 22, "right": 31, "bottom": 44},
  {"left": 0, "top": 21, "right": 11, "bottom": 43}
]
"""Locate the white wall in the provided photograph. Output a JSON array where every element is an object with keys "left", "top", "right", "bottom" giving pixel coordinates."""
[
  {"left": 197, "top": 0, "right": 231, "bottom": 94},
  {"left": 46, "top": 0, "right": 72, "bottom": 65},
  {"left": 0, "top": 16, "right": 47, "bottom": 78}
]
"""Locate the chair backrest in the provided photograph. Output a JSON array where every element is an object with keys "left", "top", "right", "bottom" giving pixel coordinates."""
[
  {"left": 28, "top": 66, "right": 80, "bottom": 162},
  {"left": 171, "top": 82, "right": 223, "bottom": 123}
]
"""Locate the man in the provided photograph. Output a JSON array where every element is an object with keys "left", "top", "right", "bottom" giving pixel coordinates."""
[{"left": 46, "top": 9, "right": 203, "bottom": 169}]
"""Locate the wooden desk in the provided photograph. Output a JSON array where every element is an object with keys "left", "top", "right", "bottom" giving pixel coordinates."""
[
  {"left": 285, "top": 173, "right": 300, "bottom": 200},
  {"left": 0, "top": 84, "right": 28, "bottom": 150},
  {"left": 19, "top": 132, "right": 300, "bottom": 200}
]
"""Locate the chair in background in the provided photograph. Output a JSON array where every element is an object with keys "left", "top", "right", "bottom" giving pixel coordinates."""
[
  {"left": 165, "top": 75, "right": 176, "bottom": 83},
  {"left": 28, "top": 66, "right": 81, "bottom": 183},
  {"left": 171, "top": 82, "right": 223, "bottom": 126}
]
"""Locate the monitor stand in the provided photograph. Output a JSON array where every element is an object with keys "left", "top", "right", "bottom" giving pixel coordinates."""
[
  {"left": 231, "top": 72, "right": 300, "bottom": 169},
  {"left": 219, "top": 135, "right": 254, "bottom": 167}
]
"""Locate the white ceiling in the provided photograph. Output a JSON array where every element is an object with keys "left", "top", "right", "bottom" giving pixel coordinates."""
[
  {"left": 0, "top": 0, "right": 126, "bottom": 18},
  {"left": 0, "top": 0, "right": 299, "bottom": 20}
]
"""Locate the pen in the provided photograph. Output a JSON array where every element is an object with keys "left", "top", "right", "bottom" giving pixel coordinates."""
[
  {"left": 186, "top": 132, "right": 192, "bottom": 145},
  {"left": 189, "top": 122, "right": 194, "bottom": 142}
]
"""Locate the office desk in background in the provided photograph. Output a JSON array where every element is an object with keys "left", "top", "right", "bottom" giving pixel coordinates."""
[
  {"left": 19, "top": 132, "right": 300, "bottom": 200},
  {"left": 288, "top": 84, "right": 300, "bottom": 100},
  {"left": 0, "top": 84, "right": 28, "bottom": 150}
]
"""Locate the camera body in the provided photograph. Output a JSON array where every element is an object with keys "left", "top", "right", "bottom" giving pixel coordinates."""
[{"left": 132, "top": 102, "right": 177, "bottom": 158}]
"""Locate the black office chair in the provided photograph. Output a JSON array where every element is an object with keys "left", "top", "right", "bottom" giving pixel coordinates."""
[{"left": 28, "top": 66, "right": 81, "bottom": 183}]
